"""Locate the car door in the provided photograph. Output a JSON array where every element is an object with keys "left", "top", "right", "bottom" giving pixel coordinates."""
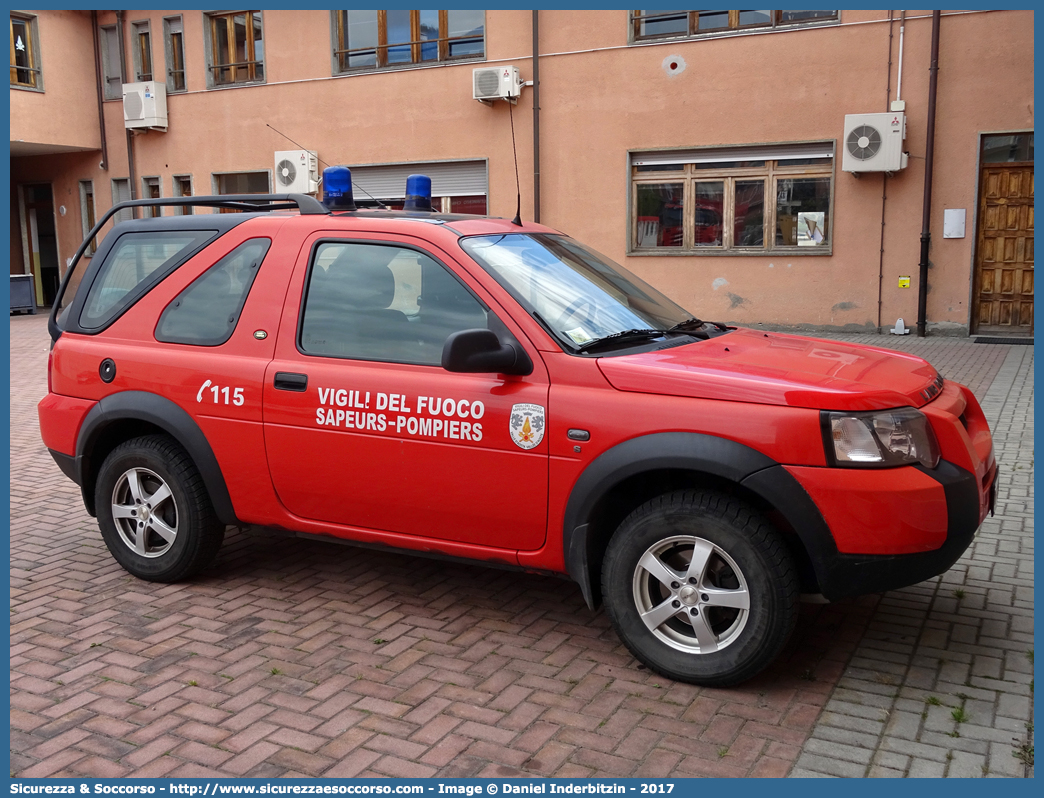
[{"left": 262, "top": 232, "right": 550, "bottom": 551}]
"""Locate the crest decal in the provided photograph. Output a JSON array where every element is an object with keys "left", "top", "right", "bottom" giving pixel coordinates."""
[{"left": 509, "top": 403, "right": 545, "bottom": 450}]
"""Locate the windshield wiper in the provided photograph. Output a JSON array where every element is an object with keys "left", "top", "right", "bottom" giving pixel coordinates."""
[
  {"left": 667, "top": 317, "right": 732, "bottom": 334},
  {"left": 577, "top": 328, "right": 669, "bottom": 353}
]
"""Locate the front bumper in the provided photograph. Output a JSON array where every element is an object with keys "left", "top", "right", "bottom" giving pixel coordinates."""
[
  {"left": 743, "top": 457, "right": 993, "bottom": 602},
  {"left": 807, "top": 459, "right": 992, "bottom": 600}
]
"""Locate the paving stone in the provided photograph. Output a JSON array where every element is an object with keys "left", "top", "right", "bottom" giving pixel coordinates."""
[
  {"left": 947, "top": 750, "right": 987, "bottom": 778},
  {"left": 908, "top": 759, "right": 946, "bottom": 778},
  {"left": 792, "top": 752, "right": 866, "bottom": 778}
]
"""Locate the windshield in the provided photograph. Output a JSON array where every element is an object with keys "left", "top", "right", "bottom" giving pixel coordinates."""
[{"left": 459, "top": 234, "right": 692, "bottom": 350}]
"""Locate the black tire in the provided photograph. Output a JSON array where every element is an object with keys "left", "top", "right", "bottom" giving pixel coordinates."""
[
  {"left": 95, "top": 434, "right": 224, "bottom": 582},
  {"left": 601, "top": 490, "right": 798, "bottom": 686}
]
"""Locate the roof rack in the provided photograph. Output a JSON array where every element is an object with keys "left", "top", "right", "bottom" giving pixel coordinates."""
[
  {"left": 70, "top": 193, "right": 326, "bottom": 285},
  {"left": 49, "top": 193, "right": 328, "bottom": 342}
]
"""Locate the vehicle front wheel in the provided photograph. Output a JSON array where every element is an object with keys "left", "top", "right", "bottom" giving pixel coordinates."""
[
  {"left": 601, "top": 490, "right": 798, "bottom": 686},
  {"left": 95, "top": 435, "right": 224, "bottom": 582}
]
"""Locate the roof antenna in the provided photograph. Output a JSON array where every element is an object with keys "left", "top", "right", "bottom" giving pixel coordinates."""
[{"left": 508, "top": 102, "right": 523, "bottom": 226}]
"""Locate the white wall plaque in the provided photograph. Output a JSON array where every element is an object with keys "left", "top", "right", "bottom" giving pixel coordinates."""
[{"left": 943, "top": 208, "right": 966, "bottom": 238}]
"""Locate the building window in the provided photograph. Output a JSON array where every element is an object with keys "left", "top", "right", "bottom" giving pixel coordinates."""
[
  {"left": 630, "top": 10, "right": 837, "bottom": 41},
  {"left": 214, "top": 171, "right": 269, "bottom": 212},
  {"left": 448, "top": 195, "right": 486, "bottom": 214},
  {"left": 333, "top": 10, "right": 484, "bottom": 73},
  {"left": 347, "top": 159, "right": 488, "bottom": 212},
  {"left": 982, "top": 133, "right": 1034, "bottom": 164},
  {"left": 216, "top": 172, "right": 269, "bottom": 194},
  {"left": 10, "top": 13, "right": 41, "bottom": 90},
  {"left": 164, "top": 16, "right": 186, "bottom": 92},
  {"left": 630, "top": 143, "right": 834, "bottom": 253},
  {"left": 142, "top": 177, "right": 161, "bottom": 217},
  {"left": 111, "top": 178, "right": 133, "bottom": 223},
  {"left": 205, "top": 11, "right": 264, "bottom": 87},
  {"left": 132, "top": 21, "right": 152, "bottom": 82},
  {"left": 173, "top": 174, "right": 193, "bottom": 215},
  {"left": 100, "top": 25, "right": 121, "bottom": 99},
  {"left": 80, "top": 181, "right": 98, "bottom": 254}
]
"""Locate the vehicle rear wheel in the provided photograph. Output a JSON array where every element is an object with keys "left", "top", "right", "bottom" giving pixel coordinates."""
[
  {"left": 95, "top": 435, "right": 224, "bottom": 582},
  {"left": 601, "top": 490, "right": 798, "bottom": 686}
]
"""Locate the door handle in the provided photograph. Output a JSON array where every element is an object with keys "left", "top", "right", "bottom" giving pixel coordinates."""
[{"left": 274, "top": 372, "right": 308, "bottom": 392}]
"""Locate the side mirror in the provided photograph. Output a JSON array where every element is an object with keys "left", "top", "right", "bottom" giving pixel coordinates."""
[{"left": 442, "top": 329, "right": 533, "bottom": 376}]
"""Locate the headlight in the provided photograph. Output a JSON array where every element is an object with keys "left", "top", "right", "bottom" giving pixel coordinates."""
[{"left": 824, "top": 407, "right": 940, "bottom": 469}]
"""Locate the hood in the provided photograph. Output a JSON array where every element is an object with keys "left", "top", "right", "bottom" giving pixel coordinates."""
[{"left": 596, "top": 329, "right": 942, "bottom": 411}]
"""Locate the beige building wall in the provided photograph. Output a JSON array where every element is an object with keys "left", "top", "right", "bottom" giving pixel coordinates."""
[
  {"left": 10, "top": 9, "right": 101, "bottom": 152},
  {"left": 10, "top": 9, "right": 1033, "bottom": 333}
]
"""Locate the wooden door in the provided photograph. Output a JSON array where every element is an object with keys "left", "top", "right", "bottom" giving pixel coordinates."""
[{"left": 974, "top": 164, "right": 1034, "bottom": 334}]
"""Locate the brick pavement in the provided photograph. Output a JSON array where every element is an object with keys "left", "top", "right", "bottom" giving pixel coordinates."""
[{"left": 9, "top": 313, "right": 1031, "bottom": 778}]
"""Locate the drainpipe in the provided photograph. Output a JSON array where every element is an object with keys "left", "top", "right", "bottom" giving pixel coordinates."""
[
  {"left": 116, "top": 11, "right": 138, "bottom": 217},
  {"left": 895, "top": 10, "right": 906, "bottom": 103},
  {"left": 91, "top": 11, "right": 108, "bottom": 170},
  {"left": 916, "top": 10, "right": 941, "bottom": 338},
  {"left": 532, "top": 10, "right": 541, "bottom": 224},
  {"left": 877, "top": 11, "right": 894, "bottom": 334}
]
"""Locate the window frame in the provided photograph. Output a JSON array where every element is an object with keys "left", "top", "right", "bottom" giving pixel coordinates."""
[
  {"left": 131, "top": 19, "right": 152, "bottom": 82},
  {"left": 172, "top": 174, "right": 193, "bottom": 215},
  {"left": 203, "top": 10, "right": 265, "bottom": 88},
  {"left": 163, "top": 15, "right": 186, "bottom": 93},
  {"left": 212, "top": 171, "right": 271, "bottom": 213},
  {"left": 79, "top": 180, "right": 98, "bottom": 256},
  {"left": 628, "top": 144, "right": 836, "bottom": 256},
  {"left": 110, "top": 177, "right": 134, "bottom": 223},
  {"left": 100, "top": 24, "right": 121, "bottom": 100},
  {"left": 10, "top": 12, "right": 42, "bottom": 91},
  {"left": 629, "top": 9, "right": 839, "bottom": 43},
  {"left": 331, "top": 10, "right": 486, "bottom": 75},
  {"left": 212, "top": 171, "right": 271, "bottom": 195},
  {"left": 142, "top": 176, "right": 162, "bottom": 218}
]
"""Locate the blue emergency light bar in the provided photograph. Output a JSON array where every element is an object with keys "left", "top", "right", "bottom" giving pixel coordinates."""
[
  {"left": 322, "top": 166, "right": 357, "bottom": 210},
  {"left": 403, "top": 174, "right": 433, "bottom": 212}
]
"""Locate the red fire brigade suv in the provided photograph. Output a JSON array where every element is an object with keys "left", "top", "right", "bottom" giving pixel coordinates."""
[{"left": 38, "top": 172, "right": 996, "bottom": 685}]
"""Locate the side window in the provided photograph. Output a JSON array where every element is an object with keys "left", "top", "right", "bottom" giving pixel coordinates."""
[
  {"left": 300, "top": 242, "right": 488, "bottom": 365},
  {"left": 79, "top": 230, "right": 215, "bottom": 329},
  {"left": 156, "top": 238, "right": 270, "bottom": 346}
]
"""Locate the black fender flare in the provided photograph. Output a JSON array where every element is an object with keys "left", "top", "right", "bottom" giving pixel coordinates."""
[
  {"left": 74, "top": 390, "right": 239, "bottom": 525},
  {"left": 562, "top": 432, "right": 838, "bottom": 608}
]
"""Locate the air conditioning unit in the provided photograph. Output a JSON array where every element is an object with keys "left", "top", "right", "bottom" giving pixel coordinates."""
[
  {"left": 473, "top": 66, "right": 522, "bottom": 103},
  {"left": 274, "top": 150, "right": 319, "bottom": 194},
  {"left": 842, "top": 113, "right": 907, "bottom": 173},
  {"left": 123, "top": 81, "right": 167, "bottom": 131}
]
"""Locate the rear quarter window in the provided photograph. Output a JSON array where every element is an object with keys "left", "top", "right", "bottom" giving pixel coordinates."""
[
  {"left": 78, "top": 230, "right": 216, "bottom": 329},
  {"left": 154, "top": 238, "right": 271, "bottom": 346}
]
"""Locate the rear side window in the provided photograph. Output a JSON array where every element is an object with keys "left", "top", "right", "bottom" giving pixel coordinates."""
[
  {"left": 155, "top": 238, "right": 271, "bottom": 346},
  {"left": 79, "top": 230, "right": 215, "bottom": 329}
]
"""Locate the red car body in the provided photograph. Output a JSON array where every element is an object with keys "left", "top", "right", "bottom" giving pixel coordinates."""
[{"left": 38, "top": 199, "right": 997, "bottom": 684}]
